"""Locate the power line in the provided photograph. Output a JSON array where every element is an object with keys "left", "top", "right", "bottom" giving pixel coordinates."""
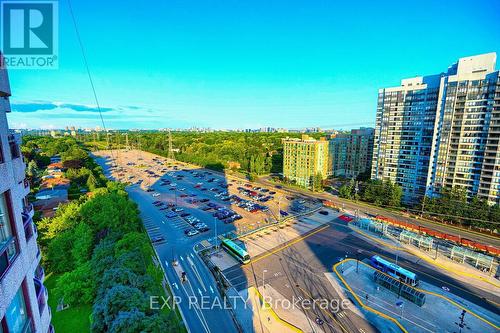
[{"left": 66, "top": 0, "right": 115, "bottom": 159}]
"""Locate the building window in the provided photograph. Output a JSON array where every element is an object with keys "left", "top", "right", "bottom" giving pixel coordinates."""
[
  {"left": 0, "top": 191, "right": 18, "bottom": 279},
  {"left": 2, "top": 285, "right": 33, "bottom": 333},
  {"left": 7, "top": 135, "right": 20, "bottom": 160},
  {"left": 0, "top": 136, "right": 4, "bottom": 163}
]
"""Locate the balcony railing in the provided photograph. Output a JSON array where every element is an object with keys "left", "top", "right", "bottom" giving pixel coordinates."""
[
  {"left": 35, "top": 264, "right": 45, "bottom": 281},
  {"left": 21, "top": 317, "right": 34, "bottom": 333},
  {"left": 0, "top": 236, "right": 19, "bottom": 280},
  {"left": 22, "top": 212, "right": 34, "bottom": 242},
  {"left": 34, "top": 277, "right": 47, "bottom": 315},
  {"left": 23, "top": 202, "right": 34, "bottom": 216},
  {"left": 8, "top": 134, "right": 20, "bottom": 159}
]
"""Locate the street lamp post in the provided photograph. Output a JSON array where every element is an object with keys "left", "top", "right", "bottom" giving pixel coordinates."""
[
  {"left": 214, "top": 216, "right": 218, "bottom": 250},
  {"left": 262, "top": 269, "right": 268, "bottom": 289},
  {"left": 356, "top": 252, "right": 360, "bottom": 273}
]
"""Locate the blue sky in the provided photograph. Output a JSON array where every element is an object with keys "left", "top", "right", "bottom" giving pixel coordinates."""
[{"left": 6, "top": 0, "right": 500, "bottom": 130}]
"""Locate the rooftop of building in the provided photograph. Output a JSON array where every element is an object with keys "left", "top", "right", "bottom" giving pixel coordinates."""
[
  {"left": 380, "top": 52, "right": 498, "bottom": 92},
  {"left": 282, "top": 134, "right": 328, "bottom": 143}
]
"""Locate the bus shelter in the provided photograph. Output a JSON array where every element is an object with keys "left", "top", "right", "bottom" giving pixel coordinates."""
[
  {"left": 373, "top": 271, "right": 426, "bottom": 306},
  {"left": 450, "top": 246, "right": 494, "bottom": 272},
  {"left": 357, "top": 218, "right": 388, "bottom": 235},
  {"left": 399, "top": 230, "right": 433, "bottom": 251}
]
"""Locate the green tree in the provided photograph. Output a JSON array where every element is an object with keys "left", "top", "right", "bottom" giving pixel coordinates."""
[
  {"left": 26, "top": 160, "right": 38, "bottom": 178},
  {"left": 55, "top": 262, "right": 96, "bottom": 305},
  {"left": 71, "top": 222, "right": 94, "bottom": 266},
  {"left": 339, "top": 184, "right": 353, "bottom": 199}
]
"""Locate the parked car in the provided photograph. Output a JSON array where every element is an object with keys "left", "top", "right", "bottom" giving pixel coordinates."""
[
  {"left": 151, "top": 236, "right": 165, "bottom": 244},
  {"left": 319, "top": 210, "right": 329, "bottom": 215},
  {"left": 185, "top": 229, "right": 199, "bottom": 237}
]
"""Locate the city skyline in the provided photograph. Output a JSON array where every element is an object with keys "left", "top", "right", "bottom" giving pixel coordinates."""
[{"left": 6, "top": 0, "right": 500, "bottom": 130}]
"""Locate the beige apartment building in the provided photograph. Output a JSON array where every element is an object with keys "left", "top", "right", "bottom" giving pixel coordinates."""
[
  {"left": 329, "top": 128, "right": 374, "bottom": 179},
  {"left": 282, "top": 135, "right": 329, "bottom": 189},
  {"left": 373, "top": 52, "right": 500, "bottom": 205},
  {"left": 427, "top": 53, "right": 500, "bottom": 205}
]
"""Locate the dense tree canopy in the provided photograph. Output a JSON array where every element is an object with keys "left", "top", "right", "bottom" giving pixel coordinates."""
[
  {"left": 22, "top": 136, "right": 182, "bottom": 332},
  {"left": 84, "top": 131, "right": 324, "bottom": 175}
]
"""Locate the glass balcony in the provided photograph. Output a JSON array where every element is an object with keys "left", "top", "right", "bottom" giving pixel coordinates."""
[
  {"left": 35, "top": 264, "right": 45, "bottom": 281},
  {"left": 23, "top": 202, "right": 34, "bottom": 216},
  {"left": 0, "top": 236, "right": 18, "bottom": 280},
  {"left": 22, "top": 212, "right": 34, "bottom": 242},
  {"left": 21, "top": 318, "right": 34, "bottom": 333},
  {"left": 34, "top": 278, "right": 47, "bottom": 315},
  {"left": 8, "top": 134, "right": 20, "bottom": 159}
]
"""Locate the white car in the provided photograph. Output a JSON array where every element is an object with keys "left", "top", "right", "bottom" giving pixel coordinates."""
[
  {"left": 178, "top": 188, "right": 186, "bottom": 191},
  {"left": 187, "top": 229, "right": 199, "bottom": 237},
  {"left": 152, "top": 192, "right": 160, "bottom": 197}
]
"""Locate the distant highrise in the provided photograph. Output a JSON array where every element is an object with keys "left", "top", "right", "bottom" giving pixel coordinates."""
[
  {"left": 0, "top": 53, "right": 53, "bottom": 332},
  {"left": 330, "top": 128, "right": 374, "bottom": 178},
  {"left": 282, "top": 135, "right": 329, "bottom": 188},
  {"left": 372, "top": 52, "right": 500, "bottom": 205}
]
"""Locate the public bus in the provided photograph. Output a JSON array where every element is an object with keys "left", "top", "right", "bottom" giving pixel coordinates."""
[
  {"left": 221, "top": 238, "right": 251, "bottom": 264},
  {"left": 370, "top": 255, "right": 419, "bottom": 286}
]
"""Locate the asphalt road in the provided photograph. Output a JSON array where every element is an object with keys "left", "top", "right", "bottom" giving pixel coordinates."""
[
  {"left": 223, "top": 217, "right": 500, "bottom": 332},
  {"left": 256, "top": 176, "right": 500, "bottom": 248},
  {"left": 95, "top": 152, "right": 499, "bottom": 332}
]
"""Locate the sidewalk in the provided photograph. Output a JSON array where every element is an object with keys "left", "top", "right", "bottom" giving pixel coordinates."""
[
  {"left": 349, "top": 224, "right": 500, "bottom": 293},
  {"left": 335, "top": 259, "right": 499, "bottom": 333},
  {"left": 230, "top": 286, "right": 307, "bottom": 333}
]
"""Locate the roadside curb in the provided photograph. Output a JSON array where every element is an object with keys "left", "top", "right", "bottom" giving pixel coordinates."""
[
  {"left": 351, "top": 226, "right": 500, "bottom": 289},
  {"left": 333, "top": 259, "right": 500, "bottom": 331},
  {"left": 252, "top": 287, "right": 303, "bottom": 332}
]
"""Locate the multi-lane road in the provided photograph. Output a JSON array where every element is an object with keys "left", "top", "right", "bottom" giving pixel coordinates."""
[
  {"left": 223, "top": 217, "right": 500, "bottom": 332},
  {"left": 95, "top": 150, "right": 499, "bottom": 333},
  {"left": 257, "top": 176, "right": 500, "bottom": 248}
]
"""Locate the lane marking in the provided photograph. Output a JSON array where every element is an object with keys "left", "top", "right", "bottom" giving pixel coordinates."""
[
  {"left": 250, "top": 225, "right": 330, "bottom": 264},
  {"left": 352, "top": 228, "right": 500, "bottom": 289},
  {"left": 187, "top": 256, "right": 207, "bottom": 291},
  {"left": 334, "top": 259, "right": 500, "bottom": 331}
]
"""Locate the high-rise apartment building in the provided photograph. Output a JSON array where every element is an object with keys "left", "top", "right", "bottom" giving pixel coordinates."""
[
  {"left": 282, "top": 135, "right": 329, "bottom": 188},
  {"left": 372, "top": 52, "right": 500, "bottom": 205},
  {"left": 0, "top": 54, "right": 53, "bottom": 333},
  {"left": 427, "top": 53, "right": 500, "bottom": 205},
  {"left": 329, "top": 128, "right": 374, "bottom": 178}
]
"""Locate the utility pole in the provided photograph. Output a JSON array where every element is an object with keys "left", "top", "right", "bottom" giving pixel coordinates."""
[
  {"left": 168, "top": 130, "right": 174, "bottom": 160},
  {"left": 398, "top": 277, "right": 404, "bottom": 299},
  {"left": 105, "top": 131, "right": 110, "bottom": 150},
  {"left": 420, "top": 195, "right": 426, "bottom": 217},
  {"left": 456, "top": 310, "right": 468, "bottom": 333},
  {"left": 214, "top": 216, "right": 218, "bottom": 250}
]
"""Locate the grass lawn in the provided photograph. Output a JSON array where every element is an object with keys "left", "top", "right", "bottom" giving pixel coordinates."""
[{"left": 44, "top": 273, "right": 92, "bottom": 333}]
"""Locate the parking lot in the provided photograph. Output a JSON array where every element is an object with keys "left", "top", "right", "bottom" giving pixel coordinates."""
[{"left": 94, "top": 149, "right": 319, "bottom": 241}]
